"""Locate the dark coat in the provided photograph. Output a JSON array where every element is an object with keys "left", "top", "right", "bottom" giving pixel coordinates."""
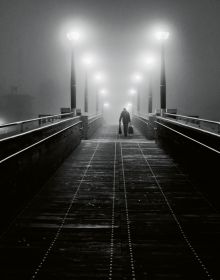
[{"left": 119, "top": 110, "right": 131, "bottom": 124}]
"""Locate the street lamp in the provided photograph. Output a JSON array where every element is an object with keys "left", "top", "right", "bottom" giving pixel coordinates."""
[
  {"left": 82, "top": 54, "right": 94, "bottom": 114},
  {"left": 132, "top": 73, "right": 143, "bottom": 114},
  {"left": 144, "top": 55, "right": 156, "bottom": 114},
  {"left": 155, "top": 30, "right": 170, "bottom": 112},
  {"left": 99, "top": 88, "right": 108, "bottom": 96},
  {"left": 94, "top": 72, "right": 104, "bottom": 82},
  {"left": 102, "top": 102, "right": 110, "bottom": 114},
  {"left": 103, "top": 102, "right": 109, "bottom": 108},
  {"left": 67, "top": 31, "right": 81, "bottom": 114},
  {"left": 129, "top": 88, "right": 137, "bottom": 96}
]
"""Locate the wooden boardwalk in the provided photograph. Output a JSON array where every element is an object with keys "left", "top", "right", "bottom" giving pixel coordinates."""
[{"left": 0, "top": 125, "right": 219, "bottom": 279}]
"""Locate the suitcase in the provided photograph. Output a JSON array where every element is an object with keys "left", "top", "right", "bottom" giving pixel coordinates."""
[
  {"left": 128, "top": 125, "right": 134, "bottom": 134},
  {"left": 118, "top": 124, "right": 122, "bottom": 134}
]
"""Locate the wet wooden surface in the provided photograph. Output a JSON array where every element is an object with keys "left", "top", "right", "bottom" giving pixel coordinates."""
[{"left": 0, "top": 125, "right": 219, "bottom": 279}]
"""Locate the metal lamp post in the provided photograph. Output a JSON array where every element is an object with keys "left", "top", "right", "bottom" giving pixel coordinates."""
[
  {"left": 148, "top": 75, "right": 153, "bottom": 113},
  {"left": 84, "top": 70, "right": 88, "bottom": 113},
  {"left": 145, "top": 56, "right": 155, "bottom": 114},
  {"left": 155, "top": 31, "right": 169, "bottom": 112},
  {"left": 160, "top": 42, "right": 166, "bottom": 110},
  {"left": 67, "top": 32, "right": 81, "bottom": 115}
]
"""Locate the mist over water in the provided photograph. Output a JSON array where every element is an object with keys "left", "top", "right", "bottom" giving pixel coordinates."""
[{"left": 0, "top": 0, "right": 220, "bottom": 123}]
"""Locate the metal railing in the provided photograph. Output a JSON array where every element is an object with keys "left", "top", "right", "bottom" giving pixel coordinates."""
[
  {"left": 0, "top": 120, "right": 82, "bottom": 164},
  {"left": 0, "top": 112, "right": 76, "bottom": 139},
  {"left": 155, "top": 120, "right": 220, "bottom": 155},
  {"left": 163, "top": 113, "right": 220, "bottom": 134},
  {"left": 88, "top": 113, "right": 103, "bottom": 125}
]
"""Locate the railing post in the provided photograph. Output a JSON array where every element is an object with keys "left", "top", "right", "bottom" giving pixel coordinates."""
[{"left": 80, "top": 115, "right": 88, "bottom": 140}]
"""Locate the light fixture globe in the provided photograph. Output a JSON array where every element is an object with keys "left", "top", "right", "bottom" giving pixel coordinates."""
[
  {"left": 129, "top": 89, "right": 137, "bottom": 95},
  {"left": 132, "top": 73, "right": 143, "bottom": 83},
  {"left": 94, "top": 72, "right": 105, "bottom": 82},
  {"left": 155, "top": 31, "right": 170, "bottom": 41},
  {"left": 67, "top": 31, "right": 81, "bottom": 42},
  {"left": 145, "top": 56, "right": 155, "bottom": 65},
  {"left": 82, "top": 54, "right": 94, "bottom": 67},
  {"left": 99, "top": 88, "right": 108, "bottom": 96}
]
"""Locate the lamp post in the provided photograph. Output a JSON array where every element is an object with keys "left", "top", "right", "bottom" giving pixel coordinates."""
[
  {"left": 148, "top": 75, "right": 153, "bottom": 113},
  {"left": 84, "top": 71, "right": 88, "bottom": 113},
  {"left": 67, "top": 31, "right": 81, "bottom": 114},
  {"left": 155, "top": 31, "right": 169, "bottom": 112},
  {"left": 145, "top": 56, "right": 155, "bottom": 114},
  {"left": 82, "top": 55, "right": 94, "bottom": 114}
]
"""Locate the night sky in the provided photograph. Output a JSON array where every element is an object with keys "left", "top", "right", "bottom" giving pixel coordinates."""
[{"left": 0, "top": 0, "right": 219, "bottom": 122}]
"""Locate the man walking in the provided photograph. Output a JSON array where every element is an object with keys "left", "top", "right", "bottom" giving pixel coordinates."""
[{"left": 119, "top": 108, "right": 131, "bottom": 137}]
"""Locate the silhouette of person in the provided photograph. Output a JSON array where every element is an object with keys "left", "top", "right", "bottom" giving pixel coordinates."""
[{"left": 119, "top": 108, "right": 131, "bottom": 137}]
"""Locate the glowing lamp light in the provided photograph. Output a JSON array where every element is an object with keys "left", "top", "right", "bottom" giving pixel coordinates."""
[
  {"left": 82, "top": 55, "right": 94, "bottom": 67},
  {"left": 155, "top": 31, "right": 170, "bottom": 41},
  {"left": 129, "top": 89, "right": 137, "bottom": 95},
  {"left": 99, "top": 89, "right": 107, "bottom": 95},
  {"left": 94, "top": 72, "right": 104, "bottom": 82},
  {"left": 66, "top": 31, "right": 81, "bottom": 42},
  {"left": 133, "top": 73, "right": 143, "bottom": 83},
  {"left": 145, "top": 56, "right": 155, "bottom": 66}
]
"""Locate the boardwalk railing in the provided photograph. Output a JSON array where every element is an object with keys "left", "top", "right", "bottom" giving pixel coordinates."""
[
  {"left": 81, "top": 113, "right": 103, "bottom": 139},
  {"left": 156, "top": 115, "right": 220, "bottom": 154},
  {"left": 133, "top": 113, "right": 219, "bottom": 199},
  {"left": 163, "top": 113, "right": 220, "bottom": 134},
  {"left": 0, "top": 112, "right": 75, "bottom": 139},
  {"left": 132, "top": 114, "right": 156, "bottom": 140},
  {"left": 155, "top": 114, "right": 220, "bottom": 199},
  {"left": 133, "top": 112, "right": 220, "bottom": 154},
  {"left": 0, "top": 112, "right": 103, "bottom": 228}
]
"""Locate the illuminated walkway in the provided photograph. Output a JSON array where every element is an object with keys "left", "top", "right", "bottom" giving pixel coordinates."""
[{"left": 0, "top": 126, "right": 219, "bottom": 279}]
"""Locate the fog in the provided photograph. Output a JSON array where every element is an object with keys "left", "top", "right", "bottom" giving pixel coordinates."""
[{"left": 0, "top": 0, "right": 220, "bottom": 123}]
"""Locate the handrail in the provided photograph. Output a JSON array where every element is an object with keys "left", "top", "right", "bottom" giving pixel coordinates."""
[
  {"left": 88, "top": 114, "right": 102, "bottom": 125},
  {"left": 0, "top": 112, "right": 75, "bottom": 129},
  {"left": 133, "top": 115, "right": 149, "bottom": 125},
  {"left": 0, "top": 121, "right": 82, "bottom": 164},
  {"left": 155, "top": 121, "right": 220, "bottom": 155},
  {"left": 88, "top": 113, "right": 102, "bottom": 120},
  {"left": 164, "top": 113, "right": 220, "bottom": 125},
  {"left": 133, "top": 114, "right": 155, "bottom": 128},
  {"left": 156, "top": 116, "right": 220, "bottom": 138},
  {"left": 0, "top": 116, "right": 81, "bottom": 143}
]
